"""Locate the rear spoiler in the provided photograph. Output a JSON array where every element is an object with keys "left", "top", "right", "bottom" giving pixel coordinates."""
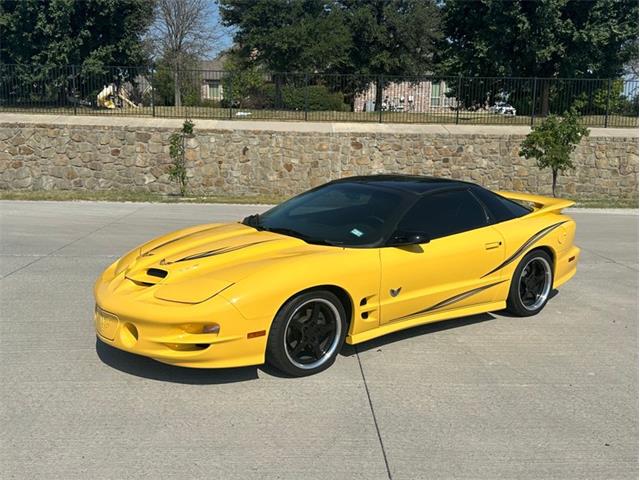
[{"left": 496, "top": 191, "right": 575, "bottom": 217}]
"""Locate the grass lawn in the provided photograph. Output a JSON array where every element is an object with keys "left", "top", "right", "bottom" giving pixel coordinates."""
[
  {"left": 1, "top": 105, "right": 636, "bottom": 128},
  {"left": 1, "top": 189, "right": 636, "bottom": 208},
  {"left": 0, "top": 189, "right": 287, "bottom": 205}
]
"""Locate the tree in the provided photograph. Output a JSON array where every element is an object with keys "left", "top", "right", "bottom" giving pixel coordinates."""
[
  {"left": 519, "top": 110, "right": 589, "bottom": 197},
  {"left": 0, "top": 0, "right": 154, "bottom": 69},
  {"left": 150, "top": 0, "right": 222, "bottom": 107},
  {"left": 439, "top": 0, "right": 638, "bottom": 115},
  {"left": 339, "top": 0, "right": 442, "bottom": 109},
  {"left": 219, "top": 0, "right": 352, "bottom": 73},
  {"left": 219, "top": 0, "right": 442, "bottom": 110}
]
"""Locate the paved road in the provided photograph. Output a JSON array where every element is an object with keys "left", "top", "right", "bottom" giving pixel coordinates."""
[{"left": 1, "top": 201, "right": 637, "bottom": 480}]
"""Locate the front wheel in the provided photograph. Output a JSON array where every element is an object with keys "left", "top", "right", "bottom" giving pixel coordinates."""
[
  {"left": 506, "top": 250, "right": 554, "bottom": 317},
  {"left": 266, "top": 291, "right": 347, "bottom": 377}
]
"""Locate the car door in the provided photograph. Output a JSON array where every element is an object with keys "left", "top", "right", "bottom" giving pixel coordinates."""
[{"left": 379, "top": 188, "right": 505, "bottom": 324}]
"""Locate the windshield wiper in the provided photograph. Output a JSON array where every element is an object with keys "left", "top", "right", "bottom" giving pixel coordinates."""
[
  {"left": 261, "top": 227, "right": 343, "bottom": 247},
  {"left": 241, "top": 213, "right": 263, "bottom": 230}
]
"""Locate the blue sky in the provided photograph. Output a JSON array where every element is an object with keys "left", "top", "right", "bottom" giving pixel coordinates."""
[{"left": 208, "top": 4, "right": 234, "bottom": 57}]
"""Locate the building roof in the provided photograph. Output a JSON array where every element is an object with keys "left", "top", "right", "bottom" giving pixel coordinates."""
[{"left": 200, "top": 55, "right": 227, "bottom": 80}]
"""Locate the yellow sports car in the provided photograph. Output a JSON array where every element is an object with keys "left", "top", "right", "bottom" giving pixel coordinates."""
[{"left": 94, "top": 175, "right": 579, "bottom": 376}]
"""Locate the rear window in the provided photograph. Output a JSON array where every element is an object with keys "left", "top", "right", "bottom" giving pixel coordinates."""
[{"left": 471, "top": 187, "right": 532, "bottom": 223}]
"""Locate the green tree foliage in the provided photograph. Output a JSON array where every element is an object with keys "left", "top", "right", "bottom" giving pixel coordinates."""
[
  {"left": 339, "top": 0, "right": 441, "bottom": 77},
  {"left": 441, "top": 0, "right": 637, "bottom": 78},
  {"left": 0, "top": 0, "right": 154, "bottom": 71},
  {"left": 219, "top": 0, "right": 352, "bottom": 73},
  {"left": 440, "top": 0, "right": 638, "bottom": 113},
  {"left": 220, "top": 53, "right": 268, "bottom": 108},
  {"left": 219, "top": 0, "right": 442, "bottom": 110},
  {"left": 0, "top": 0, "right": 155, "bottom": 107},
  {"left": 591, "top": 80, "right": 638, "bottom": 116},
  {"left": 153, "top": 54, "right": 203, "bottom": 107},
  {"left": 519, "top": 110, "right": 589, "bottom": 197},
  {"left": 168, "top": 119, "right": 194, "bottom": 196}
]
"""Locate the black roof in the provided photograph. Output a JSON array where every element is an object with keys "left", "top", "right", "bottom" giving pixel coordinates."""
[{"left": 333, "top": 174, "right": 474, "bottom": 194}]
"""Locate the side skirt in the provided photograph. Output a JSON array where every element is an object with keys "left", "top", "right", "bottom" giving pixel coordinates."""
[{"left": 345, "top": 300, "right": 506, "bottom": 345}]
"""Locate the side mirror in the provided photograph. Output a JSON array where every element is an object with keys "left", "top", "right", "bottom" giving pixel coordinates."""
[{"left": 387, "top": 231, "right": 430, "bottom": 247}]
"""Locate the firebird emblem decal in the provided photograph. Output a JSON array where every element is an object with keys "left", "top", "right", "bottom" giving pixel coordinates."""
[{"left": 390, "top": 287, "right": 402, "bottom": 297}]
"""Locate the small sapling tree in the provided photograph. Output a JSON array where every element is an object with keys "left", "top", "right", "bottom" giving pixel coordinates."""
[
  {"left": 519, "top": 109, "right": 589, "bottom": 197},
  {"left": 168, "top": 119, "right": 194, "bottom": 196}
]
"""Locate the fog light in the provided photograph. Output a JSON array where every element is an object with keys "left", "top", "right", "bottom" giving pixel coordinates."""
[{"left": 202, "top": 324, "right": 220, "bottom": 334}]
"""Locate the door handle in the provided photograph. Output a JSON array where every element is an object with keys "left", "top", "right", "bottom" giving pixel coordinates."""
[{"left": 485, "top": 241, "right": 502, "bottom": 250}]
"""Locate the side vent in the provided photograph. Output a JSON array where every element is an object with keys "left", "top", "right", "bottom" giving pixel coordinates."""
[
  {"left": 359, "top": 294, "right": 377, "bottom": 323},
  {"left": 147, "top": 268, "right": 168, "bottom": 279}
]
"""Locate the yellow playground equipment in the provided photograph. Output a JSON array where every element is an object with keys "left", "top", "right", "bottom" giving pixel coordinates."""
[{"left": 96, "top": 83, "right": 142, "bottom": 109}]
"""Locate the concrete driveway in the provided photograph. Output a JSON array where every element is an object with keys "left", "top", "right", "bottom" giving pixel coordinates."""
[{"left": 0, "top": 201, "right": 637, "bottom": 480}]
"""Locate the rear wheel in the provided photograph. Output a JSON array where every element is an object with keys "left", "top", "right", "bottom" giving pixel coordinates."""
[
  {"left": 266, "top": 290, "right": 347, "bottom": 377},
  {"left": 506, "top": 250, "right": 554, "bottom": 317}
]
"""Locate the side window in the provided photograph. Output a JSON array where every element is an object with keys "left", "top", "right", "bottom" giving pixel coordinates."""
[
  {"left": 397, "top": 189, "right": 488, "bottom": 240},
  {"left": 471, "top": 186, "right": 532, "bottom": 223}
]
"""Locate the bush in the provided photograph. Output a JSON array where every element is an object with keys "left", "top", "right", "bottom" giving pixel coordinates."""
[
  {"left": 281, "top": 85, "right": 348, "bottom": 111},
  {"left": 239, "top": 84, "right": 349, "bottom": 111}
]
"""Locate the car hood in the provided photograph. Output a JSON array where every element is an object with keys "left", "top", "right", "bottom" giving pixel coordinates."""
[{"left": 117, "top": 223, "right": 328, "bottom": 304}]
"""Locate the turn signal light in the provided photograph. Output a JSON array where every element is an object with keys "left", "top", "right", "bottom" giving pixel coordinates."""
[
  {"left": 202, "top": 324, "right": 220, "bottom": 334},
  {"left": 247, "top": 330, "right": 266, "bottom": 339}
]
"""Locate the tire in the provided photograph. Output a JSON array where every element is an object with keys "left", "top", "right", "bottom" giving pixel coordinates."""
[
  {"left": 506, "top": 250, "right": 554, "bottom": 317},
  {"left": 266, "top": 290, "right": 347, "bottom": 377}
]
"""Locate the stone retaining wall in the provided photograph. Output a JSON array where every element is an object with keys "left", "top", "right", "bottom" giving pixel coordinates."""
[{"left": 0, "top": 115, "right": 637, "bottom": 200}]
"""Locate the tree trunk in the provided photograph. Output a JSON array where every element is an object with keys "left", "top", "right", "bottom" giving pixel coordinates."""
[
  {"left": 173, "top": 68, "right": 181, "bottom": 108},
  {"left": 552, "top": 169, "right": 558, "bottom": 197},
  {"left": 375, "top": 76, "right": 384, "bottom": 112},
  {"left": 540, "top": 80, "right": 550, "bottom": 117}
]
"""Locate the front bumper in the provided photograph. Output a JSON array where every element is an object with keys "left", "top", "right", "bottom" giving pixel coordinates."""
[{"left": 94, "top": 264, "right": 270, "bottom": 369}]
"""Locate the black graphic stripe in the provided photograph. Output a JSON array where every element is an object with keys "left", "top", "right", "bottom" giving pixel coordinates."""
[
  {"left": 394, "top": 280, "right": 507, "bottom": 322},
  {"left": 173, "top": 240, "right": 274, "bottom": 263},
  {"left": 481, "top": 221, "right": 567, "bottom": 278},
  {"left": 142, "top": 225, "right": 225, "bottom": 256}
]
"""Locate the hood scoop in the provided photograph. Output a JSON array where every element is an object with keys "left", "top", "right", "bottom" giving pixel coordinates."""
[
  {"left": 126, "top": 267, "right": 169, "bottom": 286},
  {"left": 147, "top": 268, "right": 168, "bottom": 279}
]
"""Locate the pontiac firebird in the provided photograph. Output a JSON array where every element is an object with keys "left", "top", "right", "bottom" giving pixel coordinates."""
[{"left": 94, "top": 175, "right": 579, "bottom": 376}]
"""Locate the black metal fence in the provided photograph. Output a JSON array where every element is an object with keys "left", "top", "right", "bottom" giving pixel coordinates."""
[{"left": 0, "top": 64, "right": 637, "bottom": 127}]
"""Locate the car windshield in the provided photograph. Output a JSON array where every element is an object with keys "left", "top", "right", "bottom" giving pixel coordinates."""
[{"left": 243, "top": 182, "right": 409, "bottom": 247}]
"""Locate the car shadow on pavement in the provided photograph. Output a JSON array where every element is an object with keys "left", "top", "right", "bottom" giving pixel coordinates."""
[
  {"left": 95, "top": 338, "right": 259, "bottom": 384},
  {"left": 496, "top": 289, "right": 559, "bottom": 318},
  {"left": 340, "top": 312, "right": 496, "bottom": 356}
]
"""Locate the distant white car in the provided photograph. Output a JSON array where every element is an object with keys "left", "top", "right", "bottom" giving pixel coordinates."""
[{"left": 490, "top": 102, "right": 516, "bottom": 116}]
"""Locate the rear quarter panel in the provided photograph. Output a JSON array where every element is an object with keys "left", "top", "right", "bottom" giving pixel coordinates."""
[{"left": 491, "top": 212, "right": 577, "bottom": 298}]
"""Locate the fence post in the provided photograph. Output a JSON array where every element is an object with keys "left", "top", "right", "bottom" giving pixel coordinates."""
[
  {"left": 304, "top": 73, "right": 309, "bottom": 122},
  {"left": 604, "top": 78, "right": 611, "bottom": 128},
  {"left": 455, "top": 75, "right": 462, "bottom": 125},
  {"left": 378, "top": 74, "right": 384, "bottom": 123},
  {"left": 150, "top": 67, "right": 156, "bottom": 117},
  {"left": 72, "top": 65, "right": 77, "bottom": 115},
  {"left": 530, "top": 77, "right": 537, "bottom": 127}
]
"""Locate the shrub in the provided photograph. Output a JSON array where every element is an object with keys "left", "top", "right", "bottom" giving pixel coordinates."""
[
  {"left": 168, "top": 119, "right": 194, "bottom": 196},
  {"left": 284, "top": 85, "right": 348, "bottom": 111}
]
